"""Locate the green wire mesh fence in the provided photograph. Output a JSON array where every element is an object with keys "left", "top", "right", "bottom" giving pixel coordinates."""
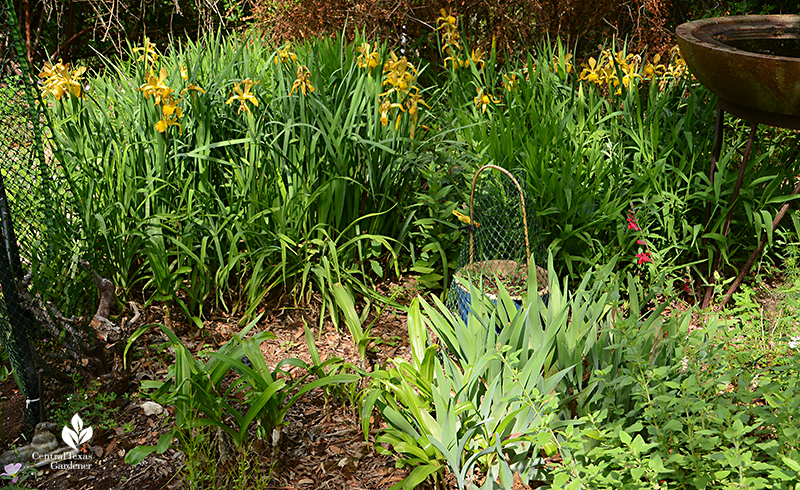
[{"left": 0, "top": 0, "right": 94, "bottom": 439}]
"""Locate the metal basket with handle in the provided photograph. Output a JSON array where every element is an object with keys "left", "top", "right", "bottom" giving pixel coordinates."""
[{"left": 448, "top": 164, "right": 548, "bottom": 324}]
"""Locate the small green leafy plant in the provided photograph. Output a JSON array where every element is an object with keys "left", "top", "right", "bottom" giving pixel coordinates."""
[
  {"left": 174, "top": 427, "right": 273, "bottom": 490},
  {"left": 50, "top": 378, "right": 119, "bottom": 431},
  {"left": 363, "top": 258, "right": 579, "bottom": 489},
  {"left": 124, "top": 316, "right": 358, "bottom": 465}
]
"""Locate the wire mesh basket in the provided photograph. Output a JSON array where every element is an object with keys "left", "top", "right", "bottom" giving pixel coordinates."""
[{"left": 447, "top": 165, "right": 548, "bottom": 324}]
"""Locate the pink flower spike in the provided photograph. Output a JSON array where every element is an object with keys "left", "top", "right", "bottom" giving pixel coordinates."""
[
  {"left": 637, "top": 239, "right": 646, "bottom": 245},
  {"left": 636, "top": 251, "right": 651, "bottom": 265},
  {"left": 627, "top": 213, "right": 640, "bottom": 231}
]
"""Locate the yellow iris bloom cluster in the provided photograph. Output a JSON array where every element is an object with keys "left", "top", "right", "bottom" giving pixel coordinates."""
[
  {"left": 660, "top": 46, "right": 689, "bottom": 90},
  {"left": 436, "top": 12, "right": 500, "bottom": 114},
  {"left": 274, "top": 44, "right": 315, "bottom": 97},
  {"left": 578, "top": 50, "right": 642, "bottom": 94},
  {"left": 437, "top": 9, "right": 484, "bottom": 70},
  {"left": 136, "top": 38, "right": 205, "bottom": 134},
  {"left": 38, "top": 60, "right": 86, "bottom": 100},
  {"left": 140, "top": 67, "right": 184, "bottom": 133},
  {"left": 579, "top": 46, "right": 689, "bottom": 93},
  {"left": 379, "top": 51, "right": 429, "bottom": 138}
]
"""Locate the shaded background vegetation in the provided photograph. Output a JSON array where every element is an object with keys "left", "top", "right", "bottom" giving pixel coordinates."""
[{"left": 11, "top": 0, "right": 800, "bottom": 66}]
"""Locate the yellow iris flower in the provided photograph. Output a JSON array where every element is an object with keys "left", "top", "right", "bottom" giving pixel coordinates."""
[
  {"left": 161, "top": 97, "right": 182, "bottom": 117},
  {"left": 579, "top": 57, "right": 602, "bottom": 84},
  {"left": 275, "top": 44, "right": 298, "bottom": 66},
  {"left": 38, "top": 60, "right": 86, "bottom": 99},
  {"left": 552, "top": 53, "right": 573, "bottom": 75},
  {"left": 405, "top": 88, "right": 430, "bottom": 139},
  {"left": 470, "top": 48, "right": 485, "bottom": 70},
  {"left": 474, "top": 87, "right": 500, "bottom": 114},
  {"left": 643, "top": 53, "right": 666, "bottom": 78},
  {"left": 379, "top": 98, "right": 405, "bottom": 129},
  {"left": 453, "top": 210, "right": 479, "bottom": 227},
  {"left": 226, "top": 78, "right": 259, "bottom": 112},
  {"left": 133, "top": 37, "right": 158, "bottom": 66},
  {"left": 356, "top": 42, "right": 380, "bottom": 69},
  {"left": 140, "top": 67, "right": 173, "bottom": 105},
  {"left": 620, "top": 65, "right": 642, "bottom": 88},
  {"left": 437, "top": 10, "right": 462, "bottom": 60},
  {"left": 437, "top": 9, "right": 457, "bottom": 32},
  {"left": 667, "top": 46, "right": 687, "bottom": 77},
  {"left": 155, "top": 95, "right": 183, "bottom": 133},
  {"left": 155, "top": 117, "right": 181, "bottom": 133},
  {"left": 404, "top": 87, "right": 429, "bottom": 118},
  {"left": 290, "top": 65, "right": 314, "bottom": 96},
  {"left": 503, "top": 73, "right": 519, "bottom": 90},
  {"left": 182, "top": 83, "right": 206, "bottom": 95},
  {"left": 443, "top": 46, "right": 466, "bottom": 69},
  {"left": 381, "top": 52, "right": 416, "bottom": 96}
]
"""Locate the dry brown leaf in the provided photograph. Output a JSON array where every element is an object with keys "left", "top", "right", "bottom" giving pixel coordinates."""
[{"left": 105, "top": 439, "right": 118, "bottom": 457}]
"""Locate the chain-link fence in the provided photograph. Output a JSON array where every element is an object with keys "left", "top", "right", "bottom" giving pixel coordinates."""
[{"left": 0, "top": 0, "right": 92, "bottom": 438}]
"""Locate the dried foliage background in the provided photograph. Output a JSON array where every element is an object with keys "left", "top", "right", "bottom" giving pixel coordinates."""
[
  {"left": 9, "top": 0, "right": 800, "bottom": 65},
  {"left": 253, "top": 0, "right": 799, "bottom": 58}
]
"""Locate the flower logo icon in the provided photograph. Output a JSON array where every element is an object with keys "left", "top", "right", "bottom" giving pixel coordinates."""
[{"left": 62, "top": 414, "right": 93, "bottom": 451}]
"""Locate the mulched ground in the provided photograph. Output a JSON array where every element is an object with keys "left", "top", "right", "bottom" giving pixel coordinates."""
[
  {"left": 0, "top": 373, "right": 24, "bottom": 446},
  {"left": 0, "top": 282, "right": 419, "bottom": 490}
]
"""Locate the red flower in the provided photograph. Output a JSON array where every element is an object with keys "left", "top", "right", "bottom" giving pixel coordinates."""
[
  {"left": 637, "top": 238, "right": 646, "bottom": 245},
  {"left": 627, "top": 213, "right": 640, "bottom": 231},
  {"left": 635, "top": 251, "right": 651, "bottom": 265},
  {"left": 682, "top": 282, "right": 692, "bottom": 293}
]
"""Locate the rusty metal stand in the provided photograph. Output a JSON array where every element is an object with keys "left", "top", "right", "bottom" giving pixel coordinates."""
[{"left": 702, "top": 99, "right": 800, "bottom": 309}]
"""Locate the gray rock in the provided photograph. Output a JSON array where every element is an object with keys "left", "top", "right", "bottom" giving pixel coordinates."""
[
  {"left": 141, "top": 401, "right": 164, "bottom": 416},
  {"left": 0, "top": 422, "right": 62, "bottom": 466}
]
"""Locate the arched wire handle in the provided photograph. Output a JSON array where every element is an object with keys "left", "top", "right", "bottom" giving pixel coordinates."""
[{"left": 469, "top": 164, "right": 530, "bottom": 269}]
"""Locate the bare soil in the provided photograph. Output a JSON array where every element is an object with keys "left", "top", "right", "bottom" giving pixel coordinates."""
[{"left": 0, "top": 374, "right": 24, "bottom": 447}]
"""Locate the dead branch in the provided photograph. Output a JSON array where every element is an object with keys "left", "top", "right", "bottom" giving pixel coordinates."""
[
  {"left": 125, "top": 301, "right": 141, "bottom": 329},
  {"left": 16, "top": 261, "right": 123, "bottom": 388},
  {"left": 80, "top": 259, "right": 114, "bottom": 321},
  {"left": 16, "top": 279, "right": 84, "bottom": 363}
]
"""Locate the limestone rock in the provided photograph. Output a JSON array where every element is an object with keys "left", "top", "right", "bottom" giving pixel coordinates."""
[{"left": 141, "top": 401, "right": 164, "bottom": 416}]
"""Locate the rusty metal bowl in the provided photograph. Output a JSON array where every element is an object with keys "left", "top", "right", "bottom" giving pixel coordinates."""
[{"left": 676, "top": 15, "right": 800, "bottom": 116}]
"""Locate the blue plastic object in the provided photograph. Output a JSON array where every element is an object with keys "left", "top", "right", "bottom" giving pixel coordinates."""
[{"left": 452, "top": 281, "right": 526, "bottom": 325}]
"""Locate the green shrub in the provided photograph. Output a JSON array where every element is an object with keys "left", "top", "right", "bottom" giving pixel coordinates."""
[
  {"left": 361, "top": 253, "right": 698, "bottom": 489},
  {"left": 554, "top": 315, "right": 800, "bottom": 489}
]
